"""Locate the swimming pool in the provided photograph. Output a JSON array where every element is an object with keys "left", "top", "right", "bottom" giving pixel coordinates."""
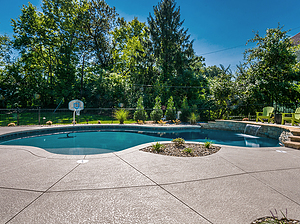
[{"left": 0, "top": 127, "right": 279, "bottom": 155}]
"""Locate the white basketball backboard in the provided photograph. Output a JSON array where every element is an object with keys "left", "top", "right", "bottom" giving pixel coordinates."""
[{"left": 69, "top": 100, "right": 84, "bottom": 111}]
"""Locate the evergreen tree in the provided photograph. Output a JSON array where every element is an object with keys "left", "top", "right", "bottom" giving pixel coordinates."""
[
  {"left": 150, "top": 96, "right": 163, "bottom": 122},
  {"left": 165, "top": 96, "right": 176, "bottom": 120},
  {"left": 180, "top": 96, "right": 189, "bottom": 122},
  {"left": 134, "top": 96, "right": 148, "bottom": 122},
  {"left": 147, "top": 0, "right": 194, "bottom": 82}
]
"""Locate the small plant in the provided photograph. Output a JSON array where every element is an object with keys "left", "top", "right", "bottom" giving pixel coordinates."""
[
  {"left": 172, "top": 137, "right": 185, "bottom": 146},
  {"left": 183, "top": 147, "right": 193, "bottom": 154},
  {"left": 189, "top": 112, "right": 199, "bottom": 125},
  {"left": 151, "top": 142, "right": 165, "bottom": 152},
  {"left": 114, "top": 109, "right": 129, "bottom": 124},
  {"left": 204, "top": 140, "right": 213, "bottom": 149},
  {"left": 172, "top": 119, "right": 181, "bottom": 125},
  {"left": 252, "top": 209, "right": 299, "bottom": 224},
  {"left": 46, "top": 120, "right": 53, "bottom": 125},
  {"left": 8, "top": 122, "right": 16, "bottom": 126}
]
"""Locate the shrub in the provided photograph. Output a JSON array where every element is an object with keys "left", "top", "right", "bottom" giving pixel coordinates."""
[
  {"left": 172, "top": 137, "right": 185, "bottom": 146},
  {"left": 189, "top": 112, "right": 199, "bottom": 125},
  {"left": 180, "top": 96, "right": 190, "bottom": 122},
  {"left": 134, "top": 96, "right": 148, "bottom": 122},
  {"left": 114, "top": 109, "right": 129, "bottom": 124},
  {"left": 150, "top": 96, "right": 163, "bottom": 123},
  {"left": 8, "top": 122, "right": 16, "bottom": 126},
  {"left": 204, "top": 140, "right": 213, "bottom": 148},
  {"left": 183, "top": 147, "right": 193, "bottom": 154},
  {"left": 151, "top": 142, "right": 165, "bottom": 152},
  {"left": 46, "top": 120, "right": 53, "bottom": 125},
  {"left": 165, "top": 96, "right": 176, "bottom": 120}
]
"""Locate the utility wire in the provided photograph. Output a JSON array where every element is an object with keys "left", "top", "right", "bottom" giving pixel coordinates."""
[
  {"left": 132, "top": 84, "right": 207, "bottom": 89},
  {"left": 198, "top": 26, "right": 300, "bottom": 56}
]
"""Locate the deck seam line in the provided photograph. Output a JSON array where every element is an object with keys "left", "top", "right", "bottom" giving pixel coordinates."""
[
  {"left": 5, "top": 163, "right": 81, "bottom": 224},
  {"left": 114, "top": 153, "right": 214, "bottom": 224},
  {"left": 218, "top": 154, "right": 300, "bottom": 207}
]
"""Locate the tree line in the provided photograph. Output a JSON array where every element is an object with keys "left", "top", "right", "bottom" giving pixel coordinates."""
[{"left": 0, "top": 0, "right": 300, "bottom": 120}]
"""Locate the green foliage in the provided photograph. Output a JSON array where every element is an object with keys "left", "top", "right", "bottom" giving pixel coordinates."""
[
  {"left": 134, "top": 96, "right": 148, "bottom": 122},
  {"left": 165, "top": 96, "right": 176, "bottom": 120},
  {"left": 183, "top": 147, "right": 193, "bottom": 154},
  {"left": 150, "top": 96, "right": 163, "bottom": 122},
  {"left": 209, "top": 65, "right": 236, "bottom": 119},
  {"left": 189, "top": 112, "right": 199, "bottom": 125},
  {"left": 151, "top": 142, "right": 165, "bottom": 152},
  {"left": 244, "top": 25, "right": 300, "bottom": 108},
  {"left": 204, "top": 140, "right": 213, "bottom": 148},
  {"left": 180, "top": 96, "right": 190, "bottom": 122},
  {"left": 114, "top": 109, "right": 129, "bottom": 124},
  {"left": 172, "top": 137, "right": 185, "bottom": 146},
  {"left": 148, "top": 0, "right": 194, "bottom": 81}
]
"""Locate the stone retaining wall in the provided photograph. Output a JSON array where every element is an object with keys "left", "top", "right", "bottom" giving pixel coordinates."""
[{"left": 200, "top": 120, "right": 291, "bottom": 139}]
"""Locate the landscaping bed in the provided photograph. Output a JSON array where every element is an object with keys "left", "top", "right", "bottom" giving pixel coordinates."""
[{"left": 140, "top": 142, "right": 220, "bottom": 157}]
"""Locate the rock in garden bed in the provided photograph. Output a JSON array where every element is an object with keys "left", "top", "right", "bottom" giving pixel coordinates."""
[{"left": 140, "top": 143, "right": 220, "bottom": 157}]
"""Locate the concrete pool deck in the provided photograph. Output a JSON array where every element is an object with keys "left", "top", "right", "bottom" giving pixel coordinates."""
[{"left": 0, "top": 125, "right": 300, "bottom": 223}]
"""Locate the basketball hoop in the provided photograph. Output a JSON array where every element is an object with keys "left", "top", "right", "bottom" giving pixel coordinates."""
[{"left": 69, "top": 100, "right": 84, "bottom": 125}]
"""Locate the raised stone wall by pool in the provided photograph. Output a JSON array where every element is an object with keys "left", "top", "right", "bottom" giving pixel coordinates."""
[{"left": 201, "top": 120, "right": 290, "bottom": 139}]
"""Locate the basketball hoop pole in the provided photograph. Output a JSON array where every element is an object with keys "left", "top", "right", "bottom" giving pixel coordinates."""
[
  {"left": 73, "top": 110, "right": 76, "bottom": 125},
  {"left": 69, "top": 100, "right": 84, "bottom": 126}
]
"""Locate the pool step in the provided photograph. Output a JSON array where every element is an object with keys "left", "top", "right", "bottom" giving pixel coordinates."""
[
  {"left": 289, "top": 136, "right": 300, "bottom": 142},
  {"left": 291, "top": 130, "right": 300, "bottom": 136},
  {"left": 284, "top": 141, "right": 300, "bottom": 150},
  {"left": 284, "top": 130, "right": 300, "bottom": 149}
]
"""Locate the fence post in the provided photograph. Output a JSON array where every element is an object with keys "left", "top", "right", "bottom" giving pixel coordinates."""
[
  {"left": 17, "top": 107, "right": 20, "bottom": 126},
  {"left": 38, "top": 107, "right": 41, "bottom": 125}
]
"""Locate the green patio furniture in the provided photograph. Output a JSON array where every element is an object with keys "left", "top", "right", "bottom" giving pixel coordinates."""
[
  {"left": 256, "top": 107, "right": 274, "bottom": 123},
  {"left": 281, "top": 107, "right": 300, "bottom": 126}
]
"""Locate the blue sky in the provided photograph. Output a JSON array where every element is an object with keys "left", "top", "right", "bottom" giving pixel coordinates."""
[{"left": 1, "top": 0, "right": 300, "bottom": 71}]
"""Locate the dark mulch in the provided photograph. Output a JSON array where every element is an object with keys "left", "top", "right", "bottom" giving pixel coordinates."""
[
  {"left": 140, "top": 143, "right": 220, "bottom": 157},
  {"left": 251, "top": 216, "right": 300, "bottom": 223}
]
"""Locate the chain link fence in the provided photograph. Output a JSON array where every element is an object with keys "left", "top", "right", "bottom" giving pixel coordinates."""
[{"left": 0, "top": 102, "right": 298, "bottom": 126}]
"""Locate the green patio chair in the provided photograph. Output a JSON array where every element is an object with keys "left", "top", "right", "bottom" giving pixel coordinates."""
[
  {"left": 256, "top": 107, "right": 274, "bottom": 123},
  {"left": 281, "top": 107, "right": 300, "bottom": 126}
]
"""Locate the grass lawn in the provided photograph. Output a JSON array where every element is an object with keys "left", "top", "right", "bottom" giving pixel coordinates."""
[{"left": 0, "top": 110, "right": 137, "bottom": 126}]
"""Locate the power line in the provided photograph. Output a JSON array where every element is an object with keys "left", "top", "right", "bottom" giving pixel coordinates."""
[
  {"left": 200, "top": 44, "right": 246, "bottom": 56},
  {"left": 132, "top": 84, "right": 207, "bottom": 89},
  {"left": 198, "top": 26, "right": 300, "bottom": 56}
]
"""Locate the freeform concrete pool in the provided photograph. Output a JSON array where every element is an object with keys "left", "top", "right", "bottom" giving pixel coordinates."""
[{"left": 0, "top": 124, "right": 279, "bottom": 155}]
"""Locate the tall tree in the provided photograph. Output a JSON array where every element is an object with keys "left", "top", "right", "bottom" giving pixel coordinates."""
[
  {"left": 12, "top": 0, "right": 89, "bottom": 106},
  {"left": 244, "top": 25, "right": 300, "bottom": 109},
  {"left": 83, "top": 0, "right": 118, "bottom": 69},
  {"left": 147, "top": 0, "right": 194, "bottom": 83}
]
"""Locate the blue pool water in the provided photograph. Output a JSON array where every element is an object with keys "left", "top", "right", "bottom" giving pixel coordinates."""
[{"left": 0, "top": 129, "right": 279, "bottom": 155}]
